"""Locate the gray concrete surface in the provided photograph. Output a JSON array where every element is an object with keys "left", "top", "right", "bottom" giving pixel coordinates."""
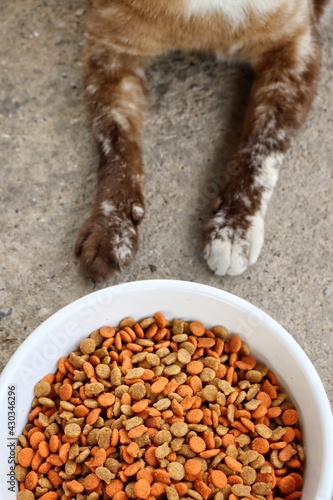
[{"left": 1, "top": 2, "right": 332, "bottom": 409}]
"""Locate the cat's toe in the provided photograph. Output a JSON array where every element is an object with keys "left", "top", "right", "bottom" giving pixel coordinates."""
[
  {"left": 203, "top": 211, "right": 265, "bottom": 276},
  {"left": 74, "top": 210, "right": 140, "bottom": 281}
]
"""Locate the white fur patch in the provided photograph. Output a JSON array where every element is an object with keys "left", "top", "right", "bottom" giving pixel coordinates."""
[
  {"left": 204, "top": 152, "right": 284, "bottom": 275},
  {"left": 255, "top": 153, "right": 284, "bottom": 215},
  {"left": 101, "top": 201, "right": 116, "bottom": 216},
  {"left": 203, "top": 212, "right": 265, "bottom": 276},
  {"left": 185, "top": 0, "right": 278, "bottom": 24},
  {"left": 131, "top": 203, "right": 144, "bottom": 221},
  {"left": 111, "top": 222, "right": 136, "bottom": 265}
]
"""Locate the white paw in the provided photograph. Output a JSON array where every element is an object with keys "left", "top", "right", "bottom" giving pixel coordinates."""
[{"left": 203, "top": 212, "right": 265, "bottom": 276}]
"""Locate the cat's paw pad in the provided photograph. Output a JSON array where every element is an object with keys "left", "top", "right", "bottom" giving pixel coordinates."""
[
  {"left": 203, "top": 211, "right": 265, "bottom": 276},
  {"left": 74, "top": 202, "right": 144, "bottom": 281}
]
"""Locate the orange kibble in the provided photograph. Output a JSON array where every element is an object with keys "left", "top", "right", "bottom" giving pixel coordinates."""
[
  {"left": 137, "top": 468, "right": 154, "bottom": 484},
  {"left": 282, "top": 426, "right": 296, "bottom": 443},
  {"left": 86, "top": 407, "right": 101, "bottom": 425},
  {"left": 38, "top": 440, "right": 50, "bottom": 458},
  {"left": 153, "top": 469, "right": 171, "bottom": 484},
  {"left": 114, "top": 492, "right": 129, "bottom": 500},
  {"left": 251, "top": 404, "right": 268, "bottom": 419},
  {"left": 154, "top": 312, "right": 167, "bottom": 328},
  {"left": 25, "top": 470, "right": 38, "bottom": 490},
  {"left": 224, "top": 456, "right": 243, "bottom": 473},
  {"left": 74, "top": 404, "right": 90, "bottom": 418},
  {"left": 83, "top": 361, "right": 95, "bottom": 379},
  {"left": 29, "top": 431, "right": 46, "bottom": 450},
  {"left": 282, "top": 409, "right": 299, "bottom": 426},
  {"left": 150, "top": 377, "right": 169, "bottom": 394},
  {"left": 174, "top": 482, "right": 188, "bottom": 496},
  {"left": 189, "top": 321, "right": 206, "bottom": 337},
  {"left": 105, "top": 479, "right": 124, "bottom": 497},
  {"left": 289, "top": 473, "right": 303, "bottom": 490},
  {"left": 151, "top": 482, "right": 167, "bottom": 496},
  {"left": 128, "top": 425, "right": 148, "bottom": 439},
  {"left": 186, "top": 408, "right": 203, "bottom": 423},
  {"left": 18, "top": 448, "right": 34, "bottom": 468},
  {"left": 256, "top": 391, "right": 272, "bottom": 408},
  {"left": 97, "top": 392, "right": 115, "bottom": 407},
  {"left": 49, "top": 434, "right": 60, "bottom": 453},
  {"left": 124, "top": 461, "right": 142, "bottom": 477},
  {"left": 59, "top": 383, "right": 73, "bottom": 401},
  {"left": 134, "top": 479, "right": 151, "bottom": 499},
  {"left": 145, "top": 447, "right": 159, "bottom": 468},
  {"left": 189, "top": 436, "right": 206, "bottom": 453},
  {"left": 208, "top": 470, "right": 227, "bottom": 488},
  {"left": 278, "top": 475, "right": 297, "bottom": 494},
  {"left": 279, "top": 444, "right": 297, "bottom": 462},
  {"left": 266, "top": 406, "right": 282, "bottom": 418},
  {"left": 83, "top": 473, "right": 100, "bottom": 491},
  {"left": 59, "top": 442, "right": 70, "bottom": 463},
  {"left": 38, "top": 493, "right": 60, "bottom": 500},
  {"left": 194, "top": 479, "right": 211, "bottom": 500},
  {"left": 251, "top": 437, "right": 270, "bottom": 454},
  {"left": 127, "top": 441, "right": 140, "bottom": 458},
  {"left": 184, "top": 458, "right": 202, "bottom": 478},
  {"left": 186, "top": 360, "right": 204, "bottom": 375},
  {"left": 229, "top": 335, "right": 242, "bottom": 353},
  {"left": 66, "top": 479, "right": 85, "bottom": 493},
  {"left": 47, "top": 469, "right": 63, "bottom": 489},
  {"left": 227, "top": 475, "right": 243, "bottom": 485},
  {"left": 262, "top": 378, "right": 278, "bottom": 399}
]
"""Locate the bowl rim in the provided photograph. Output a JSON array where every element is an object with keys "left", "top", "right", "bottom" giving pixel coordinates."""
[{"left": 0, "top": 279, "right": 332, "bottom": 499}]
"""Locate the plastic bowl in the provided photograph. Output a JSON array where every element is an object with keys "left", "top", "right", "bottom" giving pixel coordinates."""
[{"left": 0, "top": 280, "right": 332, "bottom": 499}]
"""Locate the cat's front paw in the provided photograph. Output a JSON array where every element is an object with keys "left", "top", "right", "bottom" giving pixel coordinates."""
[
  {"left": 74, "top": 201, "right": 144, "bottom": 281},
  {"left": 203, "top": 208, "right": 265, "bottom": 276}
]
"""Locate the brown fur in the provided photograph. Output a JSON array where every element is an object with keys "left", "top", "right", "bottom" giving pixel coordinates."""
[{"left": 74, "top": 0, "right": 330, "bottom": 280}]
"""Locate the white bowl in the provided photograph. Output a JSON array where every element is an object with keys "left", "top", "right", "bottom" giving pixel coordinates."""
[{"left": 0, "top": 280, "right": 332, "bottom": 499}]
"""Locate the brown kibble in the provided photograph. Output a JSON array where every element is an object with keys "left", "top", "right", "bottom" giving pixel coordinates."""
[
  {"left": 64, "top": 422, "right": 81, "bottom": 438},
  {"left": 17, "top": 491, "right": 35, "bottom": 500},
  {"left": 34, "top": 381, "right": 51, "bottom": 398}
]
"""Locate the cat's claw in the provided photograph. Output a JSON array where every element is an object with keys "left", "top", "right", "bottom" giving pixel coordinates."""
[{"left": 203, "top": 210, "right": 265, "bottom": 276}]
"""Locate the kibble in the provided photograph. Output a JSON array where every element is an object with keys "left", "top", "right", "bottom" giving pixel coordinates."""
[{"left": 15, "top": 315, "right": 305, "bottom": 500}]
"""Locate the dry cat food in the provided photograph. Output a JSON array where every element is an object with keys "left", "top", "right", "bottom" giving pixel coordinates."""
[{"left": 15, "top": 313, "right": 305, "bottom": 500}]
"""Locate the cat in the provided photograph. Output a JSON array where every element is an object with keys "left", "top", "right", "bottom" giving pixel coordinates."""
[{"left": 74, "top": 0, "right": 332, "bottom": 281}]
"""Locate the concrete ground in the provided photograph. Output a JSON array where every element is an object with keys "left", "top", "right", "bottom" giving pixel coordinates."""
[{"left": 1, "top": 2, "right": 332, "bottom": 410}]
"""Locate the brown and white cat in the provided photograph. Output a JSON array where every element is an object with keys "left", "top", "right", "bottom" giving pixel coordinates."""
[{"left": 74, "top": 0, "right": 331, "bottom": 281}]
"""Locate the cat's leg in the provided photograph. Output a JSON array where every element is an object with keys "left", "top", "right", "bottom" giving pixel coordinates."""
[
  {"left": 203, "top": 28, "right": 321, "bottom": 275},
  {"left": 74, "top": 42, "right": 148, "bottom": 281}
]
